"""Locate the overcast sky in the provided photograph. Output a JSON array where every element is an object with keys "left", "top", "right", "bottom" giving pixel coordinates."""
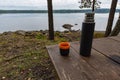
[{"left": 0, "top": 0, "right": 119, "bottom": 10}]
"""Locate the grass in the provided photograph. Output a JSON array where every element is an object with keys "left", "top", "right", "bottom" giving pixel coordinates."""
[
  {"left": 0, "top": 31, "right": 104, "bottom": 80},
  {"left": 94, "top": 32, "right": 105, "bottom": 38}
]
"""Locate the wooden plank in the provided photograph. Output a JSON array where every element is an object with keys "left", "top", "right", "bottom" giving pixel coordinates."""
[
  {"left": 109, "top": 36, "right": 120, "bottom": 42},
  {"left": 93, "top": 38, "right": 120, "bottom": 64},
  {"left": 71, "top": 41, "right": 120, "bottom": 80},
  {"left": 46, "top": 45, "right": 105, "bottom": 80}
]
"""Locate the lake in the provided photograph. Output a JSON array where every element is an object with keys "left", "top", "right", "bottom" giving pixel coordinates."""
[{"left": 0, "top": 13, "right": 119, "bottom": 33}]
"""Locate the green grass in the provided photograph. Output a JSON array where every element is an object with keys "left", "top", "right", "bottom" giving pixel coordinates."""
[{"left": 94, "top": 32, "right": 105, "bottom": 38}]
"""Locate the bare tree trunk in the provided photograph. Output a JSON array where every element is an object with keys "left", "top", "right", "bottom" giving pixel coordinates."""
[
  {"left": 110, "top": 13, "right": 120, "bottom": 36},
  {"left": 92, "top": 0, "right": 95, "bottom": 12},
  {"left": 47, "top": 0, "right": 54, "bottom": 40},
  {"left": 105, "top": 0, "right": 118, "bottom": 37}
]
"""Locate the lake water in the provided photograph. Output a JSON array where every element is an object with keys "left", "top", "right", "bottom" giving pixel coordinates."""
[{"left": 0, "top": 13, "right": 119, "bottom": 33}]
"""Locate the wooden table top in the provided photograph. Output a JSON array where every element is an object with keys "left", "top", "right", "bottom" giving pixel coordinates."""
[{"left": 46, "top": 36, "right": 120, "bottom": 80}]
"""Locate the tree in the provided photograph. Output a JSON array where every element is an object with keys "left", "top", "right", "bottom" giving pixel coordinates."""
[
  {"left": 79, "top": 0, "right": 101, "bottom": 12},
  {"left": 92, "top": 0, "right": 95, "bottom": 12},
  {"left": 105, "top": 0, "right": 118, "bottom": 37},
  {"left": 110, "top": 13, "right": 120, "bottom": 36},
  {"left": 47, "top": 0, "right": 54, "bottom": 40},
  {"left": 80, "top": 0, "right": 120, "bottom": 36}
]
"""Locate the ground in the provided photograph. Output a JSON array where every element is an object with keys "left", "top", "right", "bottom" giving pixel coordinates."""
[{"left": 0, "top": 30, "right": 104, "bottom": 80}]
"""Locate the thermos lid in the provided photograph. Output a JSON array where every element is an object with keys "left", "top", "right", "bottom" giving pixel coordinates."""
[{"left": 84, "top": 12, "right": 95, "bottom": 23}]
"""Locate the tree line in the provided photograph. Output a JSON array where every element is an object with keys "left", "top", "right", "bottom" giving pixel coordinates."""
[{"left": 0, "top": 9, "right": 120, "bottom": 14}]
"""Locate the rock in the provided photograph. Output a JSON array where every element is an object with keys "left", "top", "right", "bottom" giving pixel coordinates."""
[
  {"left": 15, "top": 30, "right": 26, "bottom": 36},
  {"left": 3, "top": 31, "right": 13, "bottom": 35},
  {"left": 40, "top": 30, "right": 48, "bottom": 35},
  {"left": 25, "top": 31, "right": 37, "bottom": 38},
  {"left": 64, "top": 30, "right": 69, "bottom": 33},
  {"left": 25, "top": 32, "right": 31, "bottom": 36},
  {"left": 75, "top": 23, "right": 78, "bottom": 25},
  {"left": 2, "top": 76, "right": 6, "bottom": 79},
  {"left": 62, "top": 24, "right": 73, "bottom": 31}
]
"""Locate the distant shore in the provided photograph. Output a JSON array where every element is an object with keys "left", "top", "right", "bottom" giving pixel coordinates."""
[{"left": 0, "top": 8, "right": 120, "bottom": 14}]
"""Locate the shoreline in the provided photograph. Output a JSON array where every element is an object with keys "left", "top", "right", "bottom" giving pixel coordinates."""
[
  {"left": 0, "top": 30, "right": 105, "bottom": 40},
  {"left": 0, "top": 30, "right": 105, "bottom": 34}
]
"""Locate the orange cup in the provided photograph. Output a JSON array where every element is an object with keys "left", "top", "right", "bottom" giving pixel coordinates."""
[{"left": 59, "top": 42, "right": 70, "bottom": 56}]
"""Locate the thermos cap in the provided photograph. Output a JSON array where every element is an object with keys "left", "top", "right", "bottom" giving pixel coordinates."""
[
  {"left": 84, "top": 12, "right": 95, "bottom": 23},
  {"left": 59, "top": 42, "right": 70, "bottom": 50}
]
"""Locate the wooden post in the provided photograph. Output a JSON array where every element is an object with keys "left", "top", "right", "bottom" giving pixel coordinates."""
[{"left": 47, "top": 0, "right": 54, "bottom": 40}]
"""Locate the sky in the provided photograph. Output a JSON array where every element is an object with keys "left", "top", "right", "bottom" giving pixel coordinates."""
[{"left": 0, "top": 0, "right": 119, "bottom": 10}]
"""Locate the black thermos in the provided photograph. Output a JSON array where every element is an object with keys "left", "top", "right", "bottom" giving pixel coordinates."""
[{"left": 80, "top": 13, "right": 95, "bottom": 57}]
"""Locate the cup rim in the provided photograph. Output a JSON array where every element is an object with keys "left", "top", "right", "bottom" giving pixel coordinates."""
[{"left": 59, "top": 42, "right": 70, "bottom": 49}]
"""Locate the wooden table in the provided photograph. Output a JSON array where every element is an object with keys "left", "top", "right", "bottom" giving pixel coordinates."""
[{"left": 46, "top": 36, "right": 120, "bottom": 80}]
